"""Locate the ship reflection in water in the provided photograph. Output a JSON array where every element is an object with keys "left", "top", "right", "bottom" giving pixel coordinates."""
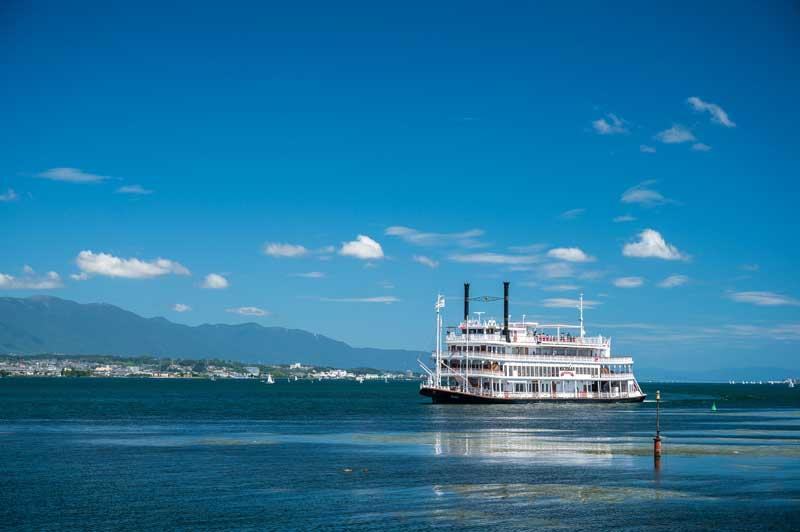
[{"left": 430, "top": 429, "right": 623, "bottom": 467}]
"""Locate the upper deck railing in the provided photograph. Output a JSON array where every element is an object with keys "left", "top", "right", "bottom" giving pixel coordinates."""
[
  {"left": 445, "top": 331, "right": 608, "bottom": 347},
  {"left": 438, "top": 369, "right": 635, "bottom": 381}
]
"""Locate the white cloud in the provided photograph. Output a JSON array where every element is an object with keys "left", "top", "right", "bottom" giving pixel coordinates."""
[
  {"left": 542, "top": 298, "right": 600, "bottom": 309},
  {"left": 597, "top": 322, "right": 800, "bottom": 344},
  {"left": 687, "top": 97, "right": 736, "bottom": 128},
  {"left": 0, "top": 188, "right": 18, "bottom": 202},
  {"left": 613, "top": 215, "right": 636, "bottom": 223},
  {"left": 37, "top": 167, "right": 108, "bottom": 183},
  {"left": 543, "top": 284, "right": 579, "bottom": 292},
  {"left": 263, "top": 243, "right": 309, "bottom": 258},
  {"left": 614, "top": 276, "right": 644, "bottom": 288},
  {"left": 741, "top": 264, "right": 759, "bottom": 272},
  {"left": 0, "top": 268, "right": 62, "bottom": 290},
  {"left": 201, "top": 273, "right": 229, "bottom": 289},
  {"left": 76, "top": 251, "right": 190, "bottom": 279},
  {"left": 559, "top": 208, "right": 585, "bottom": 220},
  {"left": 639, "top": 145, "right": 656, "bottom": 153},
  {"left": 726, "top": 323, "right": 800, "bottom": 341},
  {"left": 173, "top": 303, "right": 192, "bottom": 312},
  {"left": 592, "top": 113, "right": 628, "bottom": 135},
  {"left": 319, "top": 296, "right": 399, "bottom": 304},
  {"left": 290, "top": 271, "right": 326, "bottom": 278},
  {"left": 538, "top": 262, "right": 576, "bottom": 279},
  {"left": 728, "top": 291, "right": 799, "bottom": 306},
  {"left": 413, "top": 255, "right": 439, "bottom": 268},
  {"left": 385, "top": 226, "right": 485, "bottom": 248},
  {"left": 116, "top": 185, "right": 153, "bottom": 195},
  {"left": 654, "top": 124, "right": 696, "bottom": 144},
  {"left": 623, "top": 229, "right": 688, "bottom": 261},
  {"left": 659, "top": 274, "right": 688, "bottom": 288},
  {"left": 691, "top": 143, "right": 712, "bottom": 152},
  {"left": 508, "top": 243, "right": 547, "bottom": 253},
  {"left": 226, "top": 306, "right": 269, "bottom": 316},
  {"left": 621, "top": 180, "right": 671, "bottom": 207},
  {"left": 449, "top": 253, "right": 540, "bottom": 265},
  {"left": 547, "top": 247, "right": 595, "bottom": 263},
  {"left": 339, "top": 235, "right": 384, "bottom": 260},
  {"left": 70, "top": 272, "right": 89, "bottom": 281}
]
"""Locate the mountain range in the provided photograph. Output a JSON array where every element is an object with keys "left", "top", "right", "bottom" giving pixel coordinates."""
[{"left": 0, "top": 296, "right": 424, "bottom": 370}]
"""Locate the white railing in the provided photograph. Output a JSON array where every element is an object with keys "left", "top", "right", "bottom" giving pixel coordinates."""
[
  {"left": 439, "top": 370, "right": 635, "bottom": 381},
  {"left": 447, "top": 333, "right": 503, "bottom": 342},
  {"left": 446, "top": 333, "right": 607, "bottom": 347},
  {"left": 440, "top": 353, "right": 632, "bottom": 365},
  {"left": 533, "top": 335, "right": 606, "bottom": 346}
]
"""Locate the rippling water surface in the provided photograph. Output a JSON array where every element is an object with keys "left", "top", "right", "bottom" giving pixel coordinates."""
[{"left": 1, "top": 378, "right": 798, "bottom": 530}]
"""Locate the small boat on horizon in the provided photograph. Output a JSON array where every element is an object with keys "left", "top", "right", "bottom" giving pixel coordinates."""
[{"left": 265, "top": 374, "right": 275, "bottom": 384}]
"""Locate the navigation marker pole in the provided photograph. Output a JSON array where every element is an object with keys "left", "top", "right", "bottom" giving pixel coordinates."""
[{"left": 654, "top": 389, "right": 662, "bottom": 467}]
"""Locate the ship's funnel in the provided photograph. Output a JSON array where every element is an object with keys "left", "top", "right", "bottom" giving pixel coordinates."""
[
  {"left": 464, "top": 283, "right": 470, "bottom": 322},
  {"left": 503, "top": 281, "right": 510, "bottom": 342}
]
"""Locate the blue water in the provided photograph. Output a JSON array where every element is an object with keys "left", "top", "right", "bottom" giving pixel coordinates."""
[{"left": 1, "top": 378, "right": 798, "bottom": 530}]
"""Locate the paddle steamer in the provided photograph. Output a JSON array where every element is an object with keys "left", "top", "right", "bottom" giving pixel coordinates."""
[{"left": 419, "top": 282, "right": 645, "bottom": 403}]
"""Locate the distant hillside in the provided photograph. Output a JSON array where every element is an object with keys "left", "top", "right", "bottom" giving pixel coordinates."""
[{"left": 0, "top": 296, "right": 423, "bottom": 370}]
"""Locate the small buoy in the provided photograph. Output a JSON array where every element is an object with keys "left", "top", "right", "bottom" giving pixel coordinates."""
[
  {"left": 343, "top": 468, "right": 353, "bottom": 473},
  {"left": 711, "top": 402, "right": 717, "bottom": 411}
]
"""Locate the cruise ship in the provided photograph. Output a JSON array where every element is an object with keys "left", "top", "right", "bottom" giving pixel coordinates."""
[{"left": 419, "top": 282, "right": 646, "bottom": 403}]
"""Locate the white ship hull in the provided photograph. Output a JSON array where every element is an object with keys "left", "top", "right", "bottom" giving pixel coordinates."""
[{"left": 420, "top": 386, "right": 646, "bottom": 403}]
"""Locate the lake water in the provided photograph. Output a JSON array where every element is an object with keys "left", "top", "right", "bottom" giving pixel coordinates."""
[{"left": 1, "top": 378, "right": 798, "bottom": 530}]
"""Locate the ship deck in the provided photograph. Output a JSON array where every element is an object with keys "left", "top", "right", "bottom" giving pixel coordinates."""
[{"left": 420, "top": 386, "right": 647, "bottom": 404}]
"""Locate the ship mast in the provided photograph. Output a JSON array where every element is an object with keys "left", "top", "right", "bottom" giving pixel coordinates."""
[
  {"left": 464, "top": 283, "right": 470, "bottom": 393},
  {"left": 434, "top": 294, "right": 445, "bottom": 387},
  {"left": 579, "top": 292, "right": 585, "bottom": 338}
]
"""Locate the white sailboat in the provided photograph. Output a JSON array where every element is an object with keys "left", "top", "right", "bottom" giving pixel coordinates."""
[{"left": 265, "top": 374, "right": 275, "bottom": 384}]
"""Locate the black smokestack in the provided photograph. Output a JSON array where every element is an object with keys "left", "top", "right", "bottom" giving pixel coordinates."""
[
  {"left": 464, "top": 282, "right": 470, "bottom": 322},
  {"left": 503, "top": 281, "right": 510, "bottom": 342}
]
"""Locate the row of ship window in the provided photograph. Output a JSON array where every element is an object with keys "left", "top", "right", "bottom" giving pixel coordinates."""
[
  {"left": 448, "top": 345, "right": 605, "bottom": 357},
  {"left": 506, "top": 365, "right": 599, "bottom": 377}
]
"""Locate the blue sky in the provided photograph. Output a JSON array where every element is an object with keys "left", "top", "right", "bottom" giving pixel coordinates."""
[{"left": 2, "top": 1, "right": 799, "bottom": 375}]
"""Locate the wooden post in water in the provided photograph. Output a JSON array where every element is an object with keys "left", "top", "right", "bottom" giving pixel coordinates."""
[{"left": 653, "top": 389, "right": 662, "bottom": 467}]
